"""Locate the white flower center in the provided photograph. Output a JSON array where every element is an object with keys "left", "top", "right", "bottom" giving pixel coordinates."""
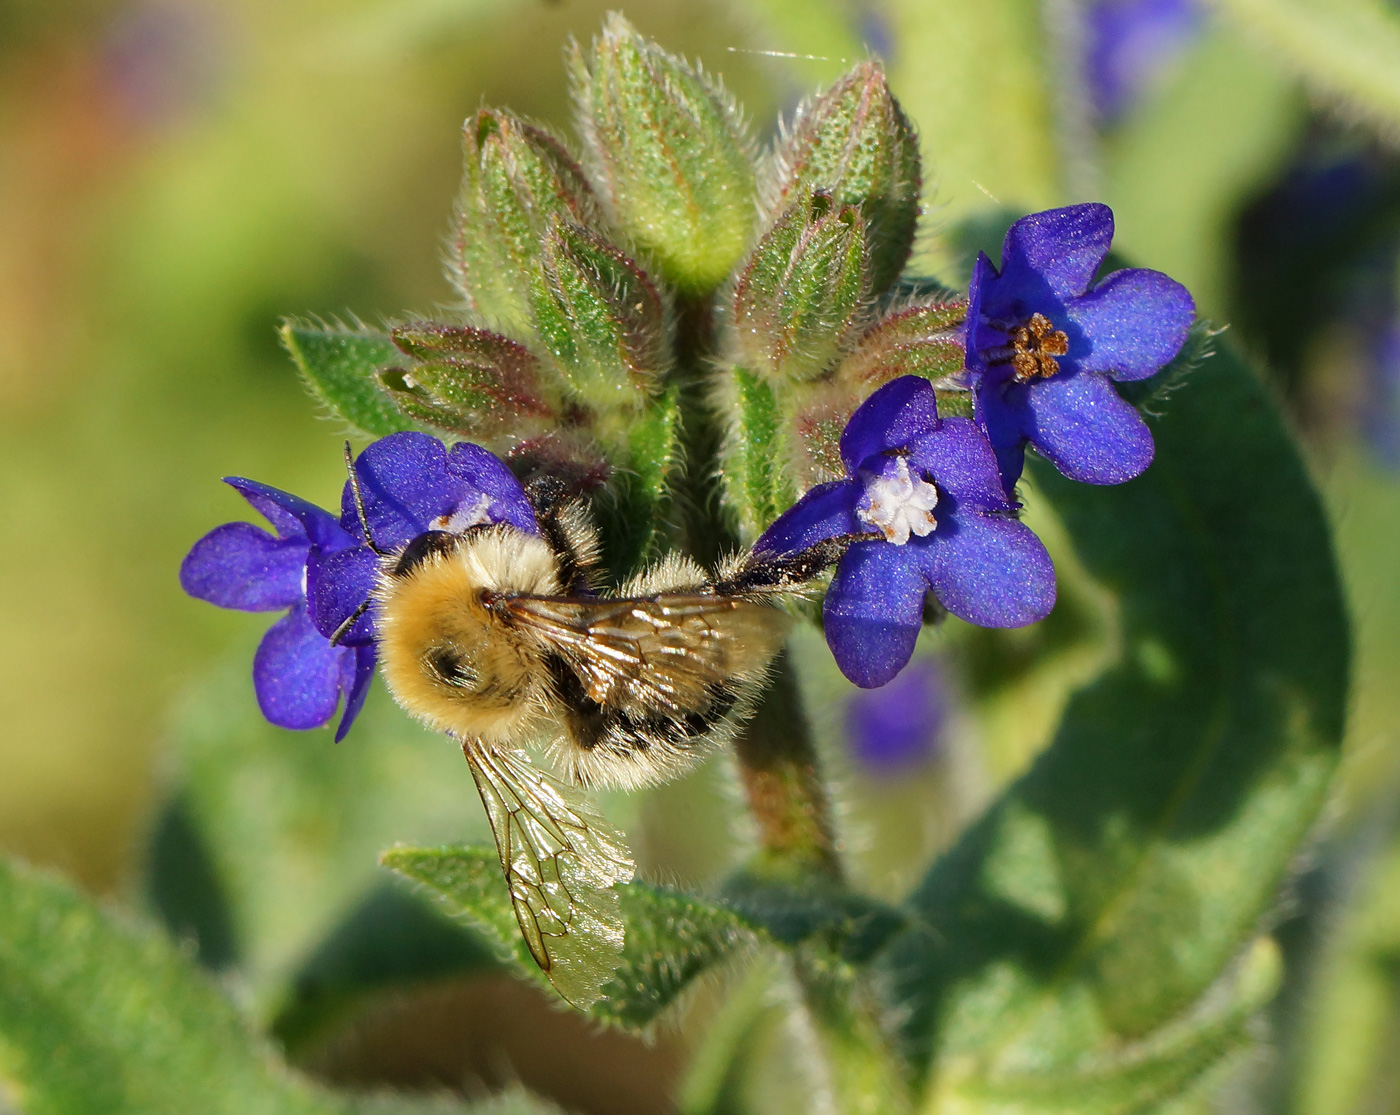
[
  {"left": 433, "top": 492, "right": 493, "bottom": 533},
  {"left": 858, "top": 457, "right": 938, "bottom": 545}
]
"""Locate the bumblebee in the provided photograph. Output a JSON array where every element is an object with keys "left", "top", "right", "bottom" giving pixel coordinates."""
[{"left": 336, "top": 457, "right": 853, "bottom": 1004}]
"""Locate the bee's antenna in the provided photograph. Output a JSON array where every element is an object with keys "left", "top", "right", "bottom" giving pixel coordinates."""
[
  {"left": 329, "top": 598, "right": 372, "bottom": 648},
  {"left": 343, "top": 441, "right": 390, "bottom": 557}
]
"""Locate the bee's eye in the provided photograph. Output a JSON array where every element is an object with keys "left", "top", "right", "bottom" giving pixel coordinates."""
[{"left": 424, "top": 647, "right": 479, "bottom": 689}]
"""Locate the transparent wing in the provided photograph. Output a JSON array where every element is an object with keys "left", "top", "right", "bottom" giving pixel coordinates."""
[
  {"left": 505, "top": 593, "right": 788, "bottom": 717},
  {"left": 462, "top": 741, "right": 634, "bottom": 1007}
]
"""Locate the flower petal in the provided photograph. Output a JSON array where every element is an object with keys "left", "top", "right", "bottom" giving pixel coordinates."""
[
  {"left": 840, "top": 376, "right": 941, "bottom": 472},
  {"left": 964, "top": 253, "right": 1005, "bottom": 372},
  {"left": 908, "top": 416, "right": 1014, "bottom": 513},
  {"left": 445, "top": 441, "right": 539, "bottom": 535},
  {"left": 180, "top": 522, "right": 306, "bottom": 611},
  {"left": 754, "top": 480, "right": 861, "bottom": 556},
  {"left": 923, "top": 513, "right": 1056, "bottom": 627},
  {"left": 225, "top": 477, "right": 343, "bottom": 549},
  {"left": 1023, "top": 371, "right": 1155, "bottom": 484},
  {"left": 307, "top": 544, "right": 378, "bottom": 644},
  {"left": 1067, "top": 268, "right": 1194, "bottom": 380},
  {"left": 823, "top": 542, "right": 929, "bottom": 688},
  {"left": 341, "top": 432, "right": 455, "bottom": 549},
  {"left": 1000, "top": 203, "right": 1114, "bottom": 301},
  {"left": 335, "top": 643, "right": 377, "bottom": 742},
  {"left": 253, "top": 603, "right": 345, "bottom": 730}
]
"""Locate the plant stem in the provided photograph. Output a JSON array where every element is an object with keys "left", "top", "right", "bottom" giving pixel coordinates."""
[
  {"left": 732, "top": 653, "right": 842, "bottom": 880},
  {"left": 670, "top": 293, "right": 842, "bottom": 880}
]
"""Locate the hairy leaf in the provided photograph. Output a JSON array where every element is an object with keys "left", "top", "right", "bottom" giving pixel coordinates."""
[
  {"left": 281, "top": 322, "right": 419, "bottom": 438},
  {"left": 0, "top": 859, "right": 550, "bottom": 1115},
  {"left": 382, "top": 845, "right": 757, "bottom": 1029},
  {"left": 880, "top": 335, "right": 1348, "bottom": 1111}
]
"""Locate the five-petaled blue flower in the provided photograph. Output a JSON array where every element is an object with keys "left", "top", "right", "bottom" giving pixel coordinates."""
[
  {"left": 965, "top": 203, "right": 1194, "bottom": 491},
  {"left": 180, "top": 478, "right": 375, "bottom": 741},
  {"left": 307, "top": 431, "right": 541, "bottom": 643},
  {"left": 755, "top": 376, "right": 1057, "bottom": 688}
]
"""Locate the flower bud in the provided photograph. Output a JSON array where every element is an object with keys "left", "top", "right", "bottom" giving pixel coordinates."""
[
  {"left": 732, "top": 193, "right": 867, "bottom": 383},
  {"left": 380, "top": 323, "right": 557, "bottom": 439},
  {"left": 450, "top": 109, "right": 598, "bottom": 333},
  {"left": 569, "top": 13, "right": 756, "bottom": 295},
  {"left": 768, "top": 61, "right": 921, "bottom": 296},
  {"left": 529, "top": 220, "right": 669, "bottom": 412},
  {"left": 836, "top": 300, "right": 967, "bottom": 391}
]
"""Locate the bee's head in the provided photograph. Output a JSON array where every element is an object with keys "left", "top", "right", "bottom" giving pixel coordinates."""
[{"left": 375, "top": 526, "right": 559, "bottom": 743}]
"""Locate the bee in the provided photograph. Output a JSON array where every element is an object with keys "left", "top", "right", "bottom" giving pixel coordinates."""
[{"left": 333, "top": 453, "right": 856, "bottom": 1005}]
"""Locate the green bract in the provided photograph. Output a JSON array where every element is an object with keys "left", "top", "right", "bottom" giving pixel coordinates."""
[
  {"left": 568, "top": 12, "right": 756, "bottom": 295},
  {"left": 450, "top": 109, "right": 599, "bottom": 336},
  {"left": 731, "top": 192, "right": 868, "bottom": 384},
  {"left": 767, "top": 61, "right": 922, "bottom": 297}
]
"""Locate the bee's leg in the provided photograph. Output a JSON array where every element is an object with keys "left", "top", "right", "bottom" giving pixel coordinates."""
[
  {"left": 524, "top": 474, "right": 602, "bottom": 592},
  {"left": 715, "top": 532, "right": 883, "bottom": 595}
]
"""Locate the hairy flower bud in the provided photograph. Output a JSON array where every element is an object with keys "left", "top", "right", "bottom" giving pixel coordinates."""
[
  {"left": 380, "top": 323, "right": 557, "bottom": 439},
  {"left": 768, "top": 61, "right": 921, "bottom": 297},
  {"left": 837, "top": 300, "right": 967, "bottom": 391},
  {"left": 529, "top": 220, "right": 669, "bottom": 411},
  {"left": 450, "top": 109, "right": 598, "bottom": 333},
  {"left": 569, "top": 13, "right": 756, "bottom": 295},
  {"left": 732, "top": 193, "right": 867, "bottom": 383}
]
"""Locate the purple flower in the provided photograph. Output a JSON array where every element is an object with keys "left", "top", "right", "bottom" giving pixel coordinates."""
[
  {"left": 307, "top": 432, "right": 541, "bottom": 642},
  {"left": 1086, "top": 0, "right": 1201, "bottom": 124},
  {"left": 846, "top": 656, "right": 947, "bottom": 773},
  {"left": 180, "top": 478, "right": 375, "bottom": 741},
  {"left": 755, "top": 376, "right": 1056, "bottom": 688},
  {"left": 965, "top": 203, "right": 1195, "bottom": 492}
]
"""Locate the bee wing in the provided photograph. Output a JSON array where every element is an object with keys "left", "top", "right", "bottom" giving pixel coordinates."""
[
  {"left": 463, "top": 742, "right": 634, "bottom": 1008},
  {"left": 504, "top": 593, "right": 789, "bottom": 716}
]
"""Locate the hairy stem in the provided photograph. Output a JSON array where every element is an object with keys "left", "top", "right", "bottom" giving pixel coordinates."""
[
  {"left": 732, "top": 653, "right": 842, "bottom": 880},
  {"left": 668, "top": 293, "right": 843, "bottom": 879}
]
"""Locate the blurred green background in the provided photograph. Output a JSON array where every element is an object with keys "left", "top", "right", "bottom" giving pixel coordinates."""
[{"left": 5, "top": 0, "right": 1400, "bottom": 1110}]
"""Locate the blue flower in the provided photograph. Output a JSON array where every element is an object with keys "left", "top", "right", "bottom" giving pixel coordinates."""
[
  {"left": 965, "top": 203, "right": 1194, "bottom": 491},
  {"left": 846, "top": 656, "right": 947, "bottom": 773},
  {"left": 180, "top": 478, "right": 375, "bottom": 741},
  {"left": 307, "top": 431, "right": 541, "bottom": 642},
  {"left": 755, "top": 376, "right": 1056, "bottom": 688},
  {"left": 1085, "top": 0, "right": 1200, "bottom": 124}
]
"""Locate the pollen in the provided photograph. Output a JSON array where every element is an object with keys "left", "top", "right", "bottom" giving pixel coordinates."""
[
  {"left": 858, "top": 457, "right": 939, "bottom": 545},
  {"left": 433, "top": 492, "right": 493, "bottom": 533},
  {"left": 1008, "top": 313, "right": 1070, "bottom": 382}
]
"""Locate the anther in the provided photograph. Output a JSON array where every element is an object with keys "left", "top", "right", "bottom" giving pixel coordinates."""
[{"left": 1007, "top": 312, "right": 1070, "bottom": 383}]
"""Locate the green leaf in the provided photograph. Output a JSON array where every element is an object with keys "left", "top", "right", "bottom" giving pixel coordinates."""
[
  {"left": 382, "top": 845, "right": 757, "bottom": 1030},
  {"left": 726, "top": 367, "right": 797, "bottom": 540},
  {"left": 880, "top": 335, "right": 1348, "bottom": 1112},
  {"left": 1210, "top": 0, "right": 1400, "bottom": 137},
  {"left": 835, "top": 299, "right": 968, "bottom": 391},
  {"left": 0, "top": 856, "right": 566, "bottom": 1115},
  {"left": 0, "top": 857, "right": 331, "bottom": 1115},
  {"left": 594, "top": 387, "right": 682, "bottom": 576},
  {"left": 280, "top": 321, "right": 419, "bottom": 437}
]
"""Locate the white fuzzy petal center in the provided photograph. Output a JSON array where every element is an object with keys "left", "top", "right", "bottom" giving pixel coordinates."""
[{"left": 858, "top": 457, "right": 939, "bottom": 545}]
